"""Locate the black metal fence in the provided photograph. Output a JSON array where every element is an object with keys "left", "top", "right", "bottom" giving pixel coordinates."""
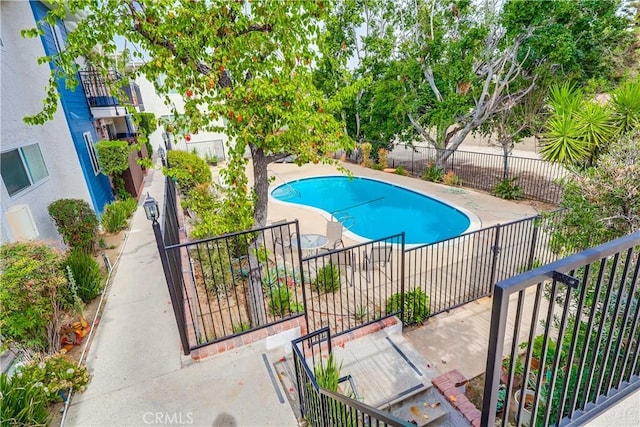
[
  {"left": 481, "top": 231, "right": 640, "bottom": 426},
  {"left": 338, "top": 144, "right": 567, "bottom": 204},
  {"left": 292, "top": 326, "right": 414, "bottom": 427},
  {"left": 163, "top": 217, "right": 307, "bottom": 352},
  {"left": 301, "top": 234, "right": 405, "bottom": 336},
  {"left": 404, "top": 211, "right": 563, "bottom": 319},
  {"left": 159, "top": 164, "right": 567, "bottom": 350}
]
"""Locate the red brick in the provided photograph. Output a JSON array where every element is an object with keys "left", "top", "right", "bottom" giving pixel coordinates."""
[
  {"left": 466, "top": 407, "right": 481, "bottom": 421},
  {"left": 431, "top": 375, "right": 449, "bottom": 389},
  {"left": 434, "top": 378, "right": 454, "bottom": 393},
  {"left": 472, "top": 418, "right": 481, "bottom": 427},
  {"left": 191, "top": 350, "right": 201, "bottom": 361},
  {"left": 267, "top": 326, "right": 276, "bottom": 335},
  {"left": 446, "top": 369, "right": 469, "bottom": 387},
  {"left": 456, "top": 399, "right": 476, "bottom": 417},
  {"left": 233, "top": 336, "right": 243, "bottom": 348},
  {"left": 225, "top": 340, "right": 235, "bottom": 351}
]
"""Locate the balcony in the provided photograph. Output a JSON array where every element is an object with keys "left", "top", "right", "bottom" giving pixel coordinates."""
[{"left": 78, "top": 68, "right": 145, "bottom": 118}]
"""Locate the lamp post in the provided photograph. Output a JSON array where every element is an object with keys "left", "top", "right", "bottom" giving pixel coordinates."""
[
  {"left": 157, "top": 147, "right": 166, "bottom": 167},
  {"left": 143, "top": 193, "right": 190, "bottom": 355},
  {"left": 162, "top": 131, "right": 172, "bottom": 150}
]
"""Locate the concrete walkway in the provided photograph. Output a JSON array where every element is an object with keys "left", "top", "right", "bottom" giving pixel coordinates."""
[{"left": 64, "top": 165, "right": 298, "bottom": 427}]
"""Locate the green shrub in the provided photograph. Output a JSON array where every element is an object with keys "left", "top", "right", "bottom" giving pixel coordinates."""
[
  {"left": 232, "top": 322, "right": 251, "bottom": 333},
  {"left": 95, "top": 140, "right": 130, "bottom": 175},
  {"left": 165, "top": 150, "right": 212, "bottom": 193},
  {"left": 64, "top": 250, "right": 104, "bottom": 303},
  {"left": 386, "top": 289, "right": 430, "bottom": 325},
  {"left": 48, "top": 199, "right": 99, "bottom": 253},
  {"left": 421, "top": 163, "right": 444, "bottom": 183},
  {"left": 313, "top": 264, "right": 341, "bottom": 293},
  {"left": 101, "top": 198, "right": 137, "bottom": 233},
  {"left": 15, "top": 353, "right": 91, "bottom": 403},
  {"left": 394, "top": 166, "right": 407, "bottom": 176},
  {"left": 0, "top": 242, "right": 68, "bottom": 353},
  {"left": 493, "top": 177, "right": 523, "bottom": 200},
  {"left": 191, "top": 247, "right": 234, "bottom": 295},
  {"left": 267, "top": 284, "right": 294, "bottom": 317},
  {"left": 0, "top": 371, "right": 50, "bottom": 426},
  {"left": 314, "top": 352, "right": 342, "bottom": 391}
]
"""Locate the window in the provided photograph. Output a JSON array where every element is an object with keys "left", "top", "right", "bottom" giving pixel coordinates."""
[
  {"left": 84, "top": 132, "right": 100, "bottom": 175},
  {"left": 1, "top": 144, "right": 49, "bottom": 196},
  {"left": 50, "top": 22, "right": 65, "bottom": 53}
]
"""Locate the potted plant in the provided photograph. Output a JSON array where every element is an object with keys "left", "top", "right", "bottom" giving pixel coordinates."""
[{"left": 205, "top": 151, "right": 218, "bottom": 166}]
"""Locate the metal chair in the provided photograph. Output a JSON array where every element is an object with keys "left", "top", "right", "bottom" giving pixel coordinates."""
[
  {"left": 363, "top": 245, "right": 392, "bottom": 281},
  {"left": 323, "top": 220, "right": 344, "bottom": 251},
  {"left": 271, "top": 219, "right": 293, "bottom": 249}
]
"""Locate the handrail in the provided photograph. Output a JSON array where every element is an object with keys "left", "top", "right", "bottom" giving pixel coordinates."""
[
  {"left": 268, "top": 169, "right": 300, "bottom": 199},
  {"left": 292, "top": 326, "right": 414, "bottom": 427},
  {"left": 331, "top": 211, "right": 356, "bottom": 230}
]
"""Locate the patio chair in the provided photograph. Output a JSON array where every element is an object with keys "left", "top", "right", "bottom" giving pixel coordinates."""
[
  {"left": 322, "top": 220, "right": 344, "bottom": 251},
  {"left": 363, "top": 245, "right": 392, "bottom": 281},
  {"left": 329, "top": 249, "right": 356, "bottom": 286},
  {"left": 271, "top": 219, "right": 294, "bottom": 249}
]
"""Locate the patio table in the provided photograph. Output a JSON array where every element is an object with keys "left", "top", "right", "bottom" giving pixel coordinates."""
[{"left": 291, "top": 233, "right": 328, "bottom": 255}]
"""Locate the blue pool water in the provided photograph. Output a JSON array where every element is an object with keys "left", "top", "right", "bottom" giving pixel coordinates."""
[{"left": 271, "top": 176, "right": 471, "bottom": 245}]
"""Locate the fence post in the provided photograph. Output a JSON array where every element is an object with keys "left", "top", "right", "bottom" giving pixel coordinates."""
[
  {"left": 488, "top": 224, "right": 502, "bottom": 297},
  {"left": 400, "top": 232, "right": 406, "bottom": 324},
  {"left": 411, "top": 149, "right": 414, "bottom": 175},
  {"left": 295, "top": 220, "right": 310, "bottom": 334},
  {"left": 526, "top": 216, "right": 541, "bottom": 270},
  {"left": 150, "top": 218, "right": 191, "bottom": 355}
]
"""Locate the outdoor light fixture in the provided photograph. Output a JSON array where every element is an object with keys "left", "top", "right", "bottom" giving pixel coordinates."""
[
  {"left": 157, "top": 147, "right": 166, "bottom": 160},
  {"left": 143, "top": 193, "right": 159, "bottom": 221},
  {"left": 162, "top": 131, "right": 172, "bottom": 150}
]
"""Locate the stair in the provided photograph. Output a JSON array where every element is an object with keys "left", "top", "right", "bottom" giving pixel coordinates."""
[{"left": 385, "top": 386, "right": 451, "bottom": 426}]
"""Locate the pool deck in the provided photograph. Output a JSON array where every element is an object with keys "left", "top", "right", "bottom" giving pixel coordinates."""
[{"left": 262, "top": 161, "right": 543, "bottom": 243}]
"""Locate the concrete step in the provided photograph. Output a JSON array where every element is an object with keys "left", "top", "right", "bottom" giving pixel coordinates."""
[{"left": 385, "top": 387, "right": 451, "bottom": 426}]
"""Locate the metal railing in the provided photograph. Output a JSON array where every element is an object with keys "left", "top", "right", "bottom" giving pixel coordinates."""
[
  {"left": 164, "top": 219, "right": 307, "bottom": 351},
  {"left": 405, "top": 211, "right": 564, "bottom": 319},
  {"left": 481, "top": 231, "right": 640, "bottom": 426},
  {"left": 78, "top": 68, "right": 144, "bottom": 109},
  {"left": 343, "top": 144, "right": 568, "bottom": 204},
  {"left": 301, "top": 234, "right": 405, "bottom": 336},
  {"left": 160, "top": 166, "right": 567, "bottom": 347},
  {"left": 292, "top": 326, "right": 414, "bottom": 427}
]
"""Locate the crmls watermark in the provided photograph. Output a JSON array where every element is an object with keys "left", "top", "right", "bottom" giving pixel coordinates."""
[{"left": 142, "top": 412, "right": 194, "bottom": 425}]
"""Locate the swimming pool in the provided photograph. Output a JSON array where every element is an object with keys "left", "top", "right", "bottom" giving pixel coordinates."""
[{"left": 271, "top": 176, "right": 474, "bottom": 245}]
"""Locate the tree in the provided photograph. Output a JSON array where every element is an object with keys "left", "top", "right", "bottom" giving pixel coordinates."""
[
  {"left": 548, "top": 131, "right": 640, "bottom": 254},
  {"left": 314, "top": 0, "right": 402, "bottom": 152},
  {"left": 24, "top": 1, "right": 349, "bottom": 327},
  {"left": 540, "top": 79, "right": 640, "bottom": 167},
  {"left": 23, "top": 0, "right": 348, "bottom": 230}
]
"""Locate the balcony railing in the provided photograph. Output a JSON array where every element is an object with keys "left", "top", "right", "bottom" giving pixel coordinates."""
[
  {"left": 78, "top": 69, "right": 144, "bottom": 110},
  {"left": 482, "top": 231, "right": 640, "bottom": 426}
]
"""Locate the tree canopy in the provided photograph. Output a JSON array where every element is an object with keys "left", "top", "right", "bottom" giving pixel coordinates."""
[
  {"left": 315, "top": 0, "right": 635, "bottom": 167},
  {"left": 24, "top": 0, "right": 350, "bottom": 229}
]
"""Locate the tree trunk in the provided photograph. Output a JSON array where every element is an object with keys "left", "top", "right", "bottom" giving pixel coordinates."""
[
  {"left": 245, "top": 144, "right": 269, "bottom": 326},
  {"left": 251, "top": 144, "right": 270, "bottom": 228},
  {"left": 502, "top": 141, "right": 510, "bottom": 180}
]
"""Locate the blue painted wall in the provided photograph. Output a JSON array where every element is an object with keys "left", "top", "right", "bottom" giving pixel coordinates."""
[{"left": 30, "top": 1, "right": 114, "bottom": 214}]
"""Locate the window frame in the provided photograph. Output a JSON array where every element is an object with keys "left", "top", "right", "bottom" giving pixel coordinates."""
[
  {"left": 84, "top": 132, "right": 101, "bottom": 176},
  {"left": 0, "top": 143, "right": 49, "bottom": 197},
  {"left": 49, "top": 22, "right": 66, "bottom": 53}
]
